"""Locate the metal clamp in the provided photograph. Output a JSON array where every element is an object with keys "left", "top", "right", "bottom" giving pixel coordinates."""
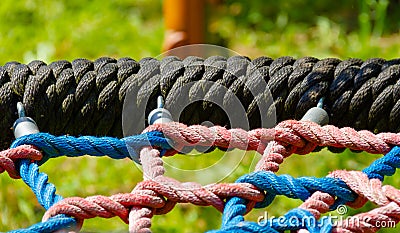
[
  {"left": 148, "top": 96, "right": 173, "bottom": 125},
  {"left": 13, "top": 102, "right": 39, "bottom": 138},
  {"left": 301, "top": 98, "right": 329, "bottom": 125}
]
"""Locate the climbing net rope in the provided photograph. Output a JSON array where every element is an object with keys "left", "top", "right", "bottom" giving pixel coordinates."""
[
  {"left": 0, "top": 57, "right": 400, "bottom": 232},
  {"left": 3, "top": 120, "right": 400, "bottom": 232}
]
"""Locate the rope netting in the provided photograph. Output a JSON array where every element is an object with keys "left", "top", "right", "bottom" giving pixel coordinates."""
[{"left": 2, "top": 56, "right": 400, "bottom": 232}]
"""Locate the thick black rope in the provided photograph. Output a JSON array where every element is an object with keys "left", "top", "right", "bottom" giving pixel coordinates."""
[{"left": 1, "top": 56, "right": 400, "bottom": 149}]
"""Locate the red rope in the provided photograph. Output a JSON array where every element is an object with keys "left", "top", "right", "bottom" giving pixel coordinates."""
[
  {"left": 4, "top": 120, "right": 400, "bottom": 232},
  {"left": 0, "top": 145, "right": 41, "bottom": 179},
  {"left": 43, "top": 148, "right": 264, "bottom": 230},
  {"left": 42, "top": 190, "right": 166, "bottom": 223},
  {"left": 299, "top": 170, "right": 400, "bottom": 232},
  {"left": 144, "top": 120, "right": 400, "bottom": 157}
]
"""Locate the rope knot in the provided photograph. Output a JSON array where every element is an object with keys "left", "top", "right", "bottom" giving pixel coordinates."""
[
  {"left": 143, "top": 122, "right": 274, "bottom": 156},
  {"left": 275, "top": 120, "right": 322, "bottom": 154},
  {"left": 42, "top": 191, "right": 167, "bottom": 229},
  {"left": 329, "top": 170, "right": 390, "bottom": 209}
]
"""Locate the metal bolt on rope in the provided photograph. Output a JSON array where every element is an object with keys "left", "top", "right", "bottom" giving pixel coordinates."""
[
  {"left": 301, "top": 98, "right": 329, "bottom": 125},
  {"left": 148, "top": 96, "right": 173, "bottom": 125},
  {"left": 13, "top": 102, "right": 39, "bottom": 138}
]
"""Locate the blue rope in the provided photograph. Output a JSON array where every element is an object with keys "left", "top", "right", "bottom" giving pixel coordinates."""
[
  {"left": 8, "top": 160, "right": 76, "bottom": 233},
  {"left": 8, "top": 216, "right": 76, "bottom": 233},
  {"left": 236, "top": 172, "right": 355, "bottom": 209},
  {"left": 209, "top": 197, "right": 332, "bottom": 233},
  {"left": 210, "top": 172, "right": 355, "bottom": 233},
  {"left": 11, "top": 131, "right": 171, "bottom": 164},
  {"left": 18, "top": 160, "right": 62, "bottom": 210},
  {"left": 9, "top": 131, "right": 171, "bottom": 233},
  {"left": 8, "top": 127, "right": 400, "bottom": 233},
  {"left": 362, "top": 146, "right": 400, "bottom": 180},
  {"left": 212, "top": 146, "right": 400, "bottom": 232}
]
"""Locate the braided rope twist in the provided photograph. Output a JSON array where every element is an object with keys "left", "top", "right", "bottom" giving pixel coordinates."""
[
  {"left": 2, "top": 56, "right": 400, "bottom": 150},
  {"left": 145, "top": 120, "right": 400, "bottom": 154}
]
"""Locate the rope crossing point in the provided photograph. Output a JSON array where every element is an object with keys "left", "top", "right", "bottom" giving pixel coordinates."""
[{"left": 2, "top": 119, "right": 400, "bottom": 232}]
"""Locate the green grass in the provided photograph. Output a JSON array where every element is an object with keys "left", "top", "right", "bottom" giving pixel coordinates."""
[
  {"left": 1, "top": 0, "right": 400, "bottom": 232},
  {"left": 0, "top": 0, "right": 164, "bottom": 64}
]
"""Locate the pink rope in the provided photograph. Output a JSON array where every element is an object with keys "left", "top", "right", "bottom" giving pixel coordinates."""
[
  {"left": 144, "top": 123, "right": 273, "bottom": 156},
  {"left": 298, "top": 170, "right": 400, "bottom": 232},
  {"left": 0, "top": 145, "right": 42, "bottom": 179},
  {"left": 43, "top": 148, "right": 264, "bottom": 231},
  {"left": 129, "top": 147, "right": 165, "bottom": 232},
  {"left": 41, "top": 120, "right": 400, "bottom": 232},
  {"left": 128, "top": 147, "right": 262, "bottom": 232},
  {"left": 144, "top": 121, "right": 400, "bottom": 156},
  {"left": 42, "top": 190, "right": 166, "bottom": 223}
]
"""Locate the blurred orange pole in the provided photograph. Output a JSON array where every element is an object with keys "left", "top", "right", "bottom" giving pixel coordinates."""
[{"left": 163, "top": 0, "right": 205, "bottom": 52}]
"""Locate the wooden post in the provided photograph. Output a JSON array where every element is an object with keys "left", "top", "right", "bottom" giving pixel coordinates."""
[{"left": 163, "top": 0, "right": 205, "bottom": 52}]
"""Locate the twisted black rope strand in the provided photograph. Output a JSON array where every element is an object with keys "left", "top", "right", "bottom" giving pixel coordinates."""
[{"left": 1, "top": 56, "right": 400, "bottom": 149}]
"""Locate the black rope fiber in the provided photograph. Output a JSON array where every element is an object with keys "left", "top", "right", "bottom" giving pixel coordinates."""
[{"left": 1, "top": 55, "right": 400, "bottom": 149}]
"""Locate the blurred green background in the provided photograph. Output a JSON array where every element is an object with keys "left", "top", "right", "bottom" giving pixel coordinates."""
[{"left": 1, "top": 0, "right": 400, "bottom": 232}]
